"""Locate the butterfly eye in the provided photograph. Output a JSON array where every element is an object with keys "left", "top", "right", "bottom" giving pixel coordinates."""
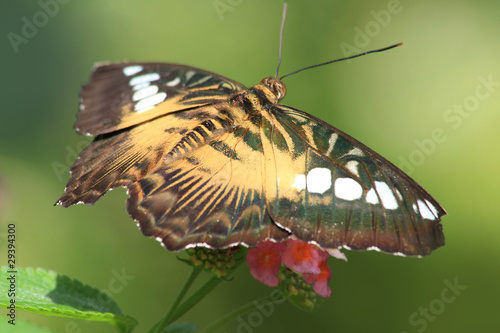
[{"left": 260, "top": 77, "right": 287, "bottom": 101}]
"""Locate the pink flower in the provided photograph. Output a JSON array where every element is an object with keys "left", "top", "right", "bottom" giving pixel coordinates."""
[
  {"left": 246, "top": 240, "right": 286, "bottom": 287},
  {"left": 303, "top": 257, "right": 332, "bottom": 298},
  {"left": 281, "top": 239, "right": 324, "bottom": 274},
  {"left": 246, "top": 238, "right": 344, "bottom": 298},
  {"left": 327, "top": 248, "right": 348, "bottom": 262}
]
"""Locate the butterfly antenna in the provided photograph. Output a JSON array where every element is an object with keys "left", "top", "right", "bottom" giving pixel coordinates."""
[
  {"left": 275, "top": 3, "right": 288, "bottom": 78},
  {"left": 280, "top": 42, "right": 403, "bottom": 80}
]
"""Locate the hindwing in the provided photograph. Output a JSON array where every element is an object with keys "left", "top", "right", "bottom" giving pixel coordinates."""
[
  {"left": 126, "top": 108, "right": 290, "bottom": 250},
  {"left": 263, "top": 105, "right": 445, "bottom": 256}
]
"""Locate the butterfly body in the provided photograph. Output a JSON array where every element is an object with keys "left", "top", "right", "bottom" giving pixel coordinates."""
[{"left": 58, "top": 63, "right": 445, "bottom": 256}]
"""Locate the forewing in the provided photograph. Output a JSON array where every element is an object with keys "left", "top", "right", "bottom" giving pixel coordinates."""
[
  {"left": 76, "top": 62, "right": 245, "bottom": 135},
  {"left": 58, "top": 105, "right": 229, "bottom": 206},
  {"left": 264, "top": 105, "right": 446, "bottom": 256}
]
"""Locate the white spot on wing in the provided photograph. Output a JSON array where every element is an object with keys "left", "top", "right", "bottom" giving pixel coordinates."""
[
  {"left": 334, "top": 178, "right": 362, "bottom": 201},
  {"left": 366, "top": 187, "right": 379, "bottom": 204},
  {"left": 292, "top": 174, "right": 306, "bottom": 191},
  {"left": 425, "top": 199, "right": 439, "bottom": 218},
  {"left": 129, "top": 73, "right": 160, "bottom": 86},
  {"left": 166, "top": 77, "right": 181, "bottom": 87},
  {"left": 307, "top": 168, "right": 332, "bottom": 194},
  {"left": 326, "top": 133, "right": 338, "bottom": 156},
  {"left": 134, "top": 92, "right": 167, "bottom": 112},
  {"left": 185, "top": 70, "right": 196, "bottom": 82},
  {"left": 123, "top": 65, "right": 143, "bottom": 76},
  {"left": 374, "top": 181, "right": 398, "bottom": 210},
  {"left": 132, "top": 85, "right": 159, "bottom": 101},
  {"left": 293, "top": 168, "right": 332, "bottom": 194},
  {"left": 132, "top": 82, "right": 150, "bottom": 91},
  {"left": 417, "top": 199, "right": 437, "bottom": 220},
  {"left": 395, "top": 188, "right": 403, "bottom": 201},
  {"left": 348, "top": 147, "right": 365, "bottom": 157},
  {"left": 345, "top": 160, "right": 360, "bottom": 177}
]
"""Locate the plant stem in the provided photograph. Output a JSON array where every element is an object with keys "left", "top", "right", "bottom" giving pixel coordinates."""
[
  {"left": 167, "top": 275, "right": 223, "bottom": 324},
  {"left": 199, "top": 295, "right": 272, "bottom": 333},
  {"left": 149, "top": 266, "right": 202, "bottom": 333}
]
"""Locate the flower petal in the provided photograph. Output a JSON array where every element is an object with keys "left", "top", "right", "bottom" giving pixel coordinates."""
[
  {"left": 282, "top": 239, "right": 322, "bottom": 274},
  {"left": 328, "top": 249, "right": 348, "bottom": 262},
  {"left": 303, "top": 259, "right": 332, "bottom": 298},
  {"left": 246, "top": 241, "right": 286, "bottom": 287}
]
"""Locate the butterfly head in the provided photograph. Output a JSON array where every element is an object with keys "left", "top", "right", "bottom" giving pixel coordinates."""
[{"left": 260, "top": 77, "right": 287, "bottom": 102}]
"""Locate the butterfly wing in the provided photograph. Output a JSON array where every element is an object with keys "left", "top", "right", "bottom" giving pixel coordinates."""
[
  {"left": 59, "top": 66, "right": 445, "bottom": 256},
  {"left": 126, "top": 109, "right": 290, "bottom": 250},
  {"left": 58, "top": 85, "right": 290, "bottom": 248},
  {"left": 76, "top": 63, "right": 245, "bottom": 135},
  {"left": 262, "top": 104, "right": 446, "bottom": 256},
  {"left": 58, "top": 64, "right": 245, "bottom": 206}
]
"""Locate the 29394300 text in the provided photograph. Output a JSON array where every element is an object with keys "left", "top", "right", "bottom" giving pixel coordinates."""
[{"left": 6, "top": 223, "right": 17, "bottom": 325}]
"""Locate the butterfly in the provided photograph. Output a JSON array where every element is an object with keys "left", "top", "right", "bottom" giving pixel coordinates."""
[{"left": 56, "top": 56, "right": 446, "bottom": 257}]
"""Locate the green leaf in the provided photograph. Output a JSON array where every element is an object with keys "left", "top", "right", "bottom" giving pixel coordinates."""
[
  {"left": 0, "top": 266, "right": 137, "bottom": 332},
  {"left": 164, "top": 322, "right": 197, "bottom": 333}
]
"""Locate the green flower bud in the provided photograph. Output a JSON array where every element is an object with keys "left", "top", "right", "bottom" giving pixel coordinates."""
[{"left": 183, "top": 246, "right": 246, "bottom": 278}]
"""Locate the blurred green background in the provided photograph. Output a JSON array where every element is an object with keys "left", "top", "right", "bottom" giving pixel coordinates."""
[{"left": 1, "top": 0, "right": 499, "bottom": 332}]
